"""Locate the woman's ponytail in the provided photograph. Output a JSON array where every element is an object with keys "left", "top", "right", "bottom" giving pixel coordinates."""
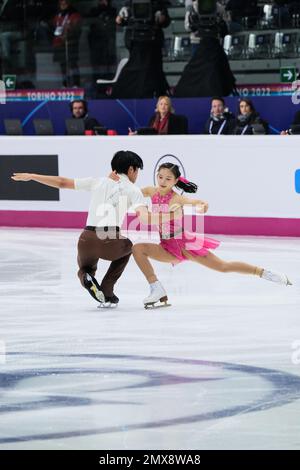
[
  {"left": 175, "top": 176, "right": 198, "bottom": 193},
  {"left": 158, "top": 163, "right": 198, "bottom": 193}
]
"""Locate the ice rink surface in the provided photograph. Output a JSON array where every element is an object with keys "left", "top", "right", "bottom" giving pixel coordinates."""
[{"left": 0, "top": 228, "right": 300, "bottom": 450}]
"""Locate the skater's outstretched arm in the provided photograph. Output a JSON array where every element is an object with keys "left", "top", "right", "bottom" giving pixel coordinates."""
[
  {"left": 172, "top": 193, "right": 209, "bottom": 213},
  {"left": 11, "top": 173, "right": 75, "bottom": 189}
]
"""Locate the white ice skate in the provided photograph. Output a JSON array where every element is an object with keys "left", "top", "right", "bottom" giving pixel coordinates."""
[
  {"left": 261, "top": 269, "right": 292, "bottom": 286},
  {"left": 143, "top": 281, "right": 171, "bottom": 309}
]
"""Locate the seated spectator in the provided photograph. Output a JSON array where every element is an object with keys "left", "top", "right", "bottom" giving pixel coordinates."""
[
  {"left": 70, "top": 100, "right": 103, "bottom": 131},
  {"left": 271, "top": 0, "right": 292, "bottom": 28},
  {"left": 226, "top": 0, "right": 260, "bottom": 32},
  {"left": 289, "top": 105, "right": 300, "bottom": 127},
  {"left": 234, "top": 98, "right": 269, "bottom": 135},
  {"left": 148, "top": 96, "right": 189, "bottom": 135},
  {"left": 281, "top": 107, "right": 300, "bottom": 134},
  {"left": 204, "top": 96, "right": 235, "bottom": 135},
  {"left": 289, "top": 0, "right": 300, "bottom": 18}
]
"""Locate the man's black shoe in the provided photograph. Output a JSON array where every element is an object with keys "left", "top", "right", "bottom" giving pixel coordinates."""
[
  {"left": 97, "top": 293, "right": 119, "bottom": 309},
  {"left": 105, "top": 294, "right": 119, "bottom": 304}
]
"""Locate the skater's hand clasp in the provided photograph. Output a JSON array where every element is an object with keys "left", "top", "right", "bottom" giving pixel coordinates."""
[
  {"left": 11, "top": 173, "right": 32, "bottom": 182},
  {"left": 196, "top": 202, "right": 209, "bottom": 213},
  {"left": 108, "top": 171, "right": 120, "bottom": 182}
]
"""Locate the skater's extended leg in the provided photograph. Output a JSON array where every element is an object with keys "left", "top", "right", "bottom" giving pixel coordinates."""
[
  {"left": 77, "top": 253, "right": 105, "bottom": 302},
  {"left": 77, "top": 230, "right": 133, "bottom": 304},
  {"left": 77, "top": 231, "right": 105, "bottom": 302},
  {"left": 182, "top": 250, "right": 292, "bottom": 285},
  {"left": 132, "top": 243, "right": 178, "bottom": 283},
  {"left": 98, "top": 236, "right": 132, "bottom": 304},
  {"left": 181, "top": 250, "right": 262, "bottom": 276},
  {"left": 132, "top": 243, "right": 177, "bottom": 307},
  {"left": 100, "top": 253, "right": 131, "bottom": 300},
  {"left": 77, "top": 257, "right": 98, "bottom": 287}
]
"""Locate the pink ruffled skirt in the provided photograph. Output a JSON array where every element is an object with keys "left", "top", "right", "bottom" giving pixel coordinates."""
[{"left": 160, "top": 231, "right": 220, "bottom": 263}]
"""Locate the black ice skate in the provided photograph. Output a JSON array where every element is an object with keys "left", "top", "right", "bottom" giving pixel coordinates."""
[
  {"left": 97, "top": 294, "right": 119, "bottom": 309},
  {"left": 83, "top": 273, "right": 105, "bottom": 303}
]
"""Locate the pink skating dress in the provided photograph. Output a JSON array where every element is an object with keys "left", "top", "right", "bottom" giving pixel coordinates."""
[{"left": 151, "top": 190, "right": 220, "bottom": 263}]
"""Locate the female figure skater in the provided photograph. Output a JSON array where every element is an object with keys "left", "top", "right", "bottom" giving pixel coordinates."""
[{"left": 112, "top": 163, "right": 292, "bottom": 308}]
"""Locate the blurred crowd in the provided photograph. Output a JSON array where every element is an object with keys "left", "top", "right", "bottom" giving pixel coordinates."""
[{"left": 1, "top": 1, "right": 300, "bottom": 93}]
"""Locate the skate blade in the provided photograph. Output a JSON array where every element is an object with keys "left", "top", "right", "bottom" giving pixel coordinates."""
[
  {"left": 144, "top": 296, "right": 171, "bottom": 310},
  {"left": 90, "top": 286, "right": 105, "bottom": 302},
  {"left": 95, "top": 290, "right": 105, "bottom": 302},
  {"left": 88, "top": 281, "right": 105, "bottom": 303},
  {"left": 90, "top": 285, "right": 103, "bottom": 300},
  {"left": 97, "top": 302, "right": 118, "bottom": 309}
]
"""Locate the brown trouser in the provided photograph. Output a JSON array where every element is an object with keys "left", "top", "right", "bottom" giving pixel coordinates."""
[{"left": 77, "top": 227, "right": 132, "bottom": 297}]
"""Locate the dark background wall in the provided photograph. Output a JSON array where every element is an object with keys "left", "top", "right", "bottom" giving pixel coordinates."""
[{"left": 0, "top": 155, "right": 59, "bottom": 200}]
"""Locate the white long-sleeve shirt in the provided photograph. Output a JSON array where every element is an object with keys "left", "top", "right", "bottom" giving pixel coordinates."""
[{"left": 74, "top": 173, "right": 146, "bottom": 227}]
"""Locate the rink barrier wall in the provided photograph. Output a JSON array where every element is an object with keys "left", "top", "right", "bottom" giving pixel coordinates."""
[
  {"left": 0, "top": 135, "right": 299, "bottom": 237},
  {"left": 1, "top": 212, "right": 300, "bottom": 237}
]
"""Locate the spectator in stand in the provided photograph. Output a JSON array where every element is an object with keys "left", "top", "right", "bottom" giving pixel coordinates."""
[
  {"left": 281, "top": 107, "right": 300, "bottom": 134},
  {"left": 225, "top": 0, "right": 260, "bottom": 32},
  {"left": 204, "top": 96, "right": 235, "bottom": 135},
  {"left": 233, "top": 98, "right": 269, "bottom": 135},
  {"left": 52, "top": 0, "right": 82, "bottom": 87},
  {"left": 289, "top": 0, "right": 300, "bottom": 19},
  {"left": 149, "top": 96, "right": 189, "bottom": 134},
  {"left": 271, "top": 0, "right": 292, "bottom": 28},
  {"left": 129, "top": 96, "right": 188, "bottom": 135},
  {"left": 70, "top": 100, "right": 104, "bottom": 131}
]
